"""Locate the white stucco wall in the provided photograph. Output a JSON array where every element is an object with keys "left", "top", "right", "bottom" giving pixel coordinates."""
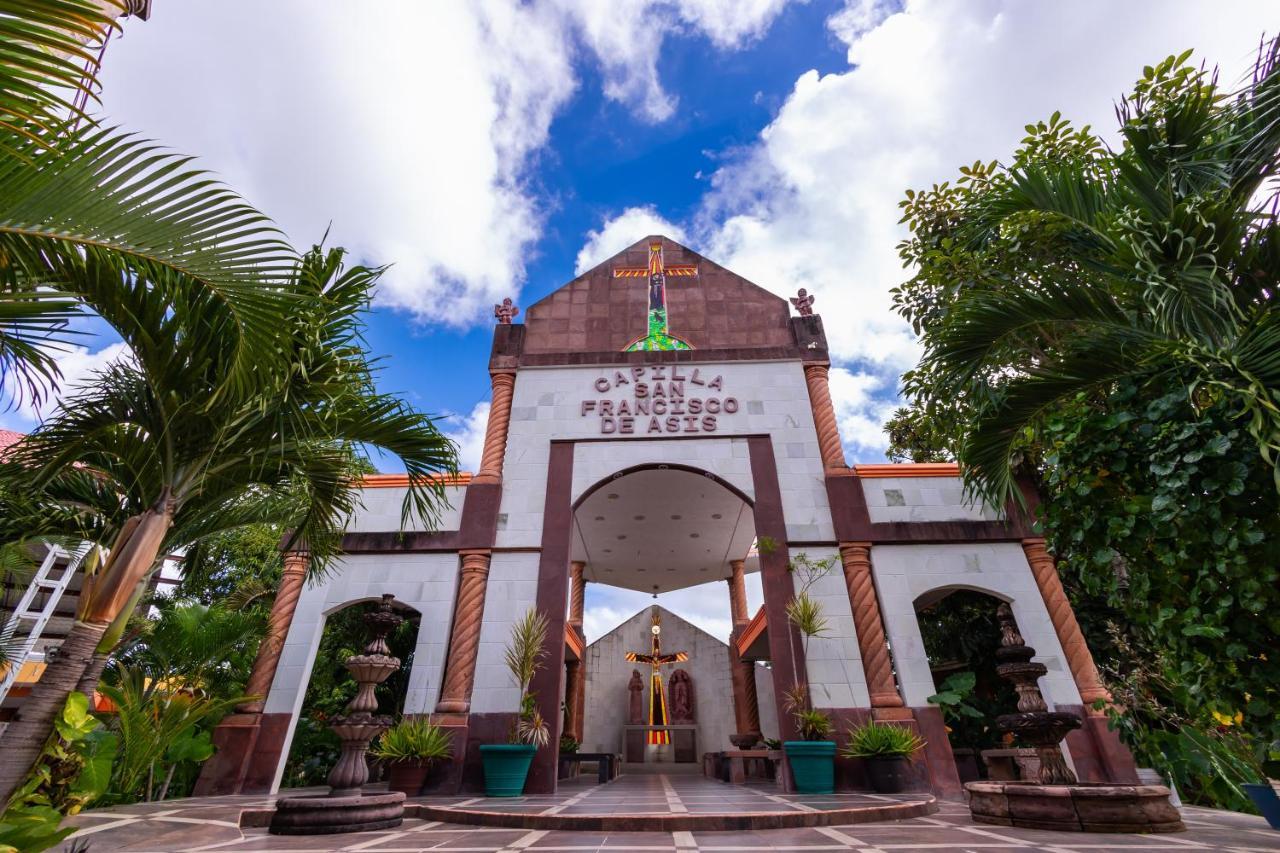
[
  {"left": 469, "top": 551, "right": 541, "bottom": 713},
  {"left": 495, "top": 360, "right": 832, "bottom": 549},
  {"left": 346, "top": 484, "right": 467, "bottom": 532},
  {"left": 789, "top": 547, "right": 871, "bottom": 709},
  {"left": 862, "top": 476, "right": 1002, "bottom": 523},
  {"left": 263, "top": 551, "right": 461, "bottom": 792},
  {"left": 871, "top": 543, "right": 1080, "bottom": 709}
]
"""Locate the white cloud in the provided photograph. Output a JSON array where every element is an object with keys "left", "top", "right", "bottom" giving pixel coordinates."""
[
  {"left": 97, "top": 1, "right": 795, "bottom": 330},
  {"left": 584, "top": 0, "right": 1274, "bottom": 461},
  {"left": 575, "top": 206, "right": 686, "bottom": 274},
  {"left": 554, "top": 0, "right": 793, "bottom": 123},
  {"left": 828, "top": 367, "right": 897, "bottom": 455},
  {"left": 697, "top": 0, "right": 1273, "bottom": 372},
  {"left": 442, "top": 401, "right": 490, "bottom": 474},
  {"left": 0, "top": 342, "right": 132, "bottom": 430}
]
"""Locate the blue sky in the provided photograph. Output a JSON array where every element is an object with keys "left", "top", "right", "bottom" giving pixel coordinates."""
[{"left": 6, "top": 1, "right": 1272, "bottom": 639}]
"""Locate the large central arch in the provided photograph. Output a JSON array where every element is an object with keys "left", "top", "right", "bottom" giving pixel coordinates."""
[{"left": 525, "top": 438, "right": 805, "bottom": 794}]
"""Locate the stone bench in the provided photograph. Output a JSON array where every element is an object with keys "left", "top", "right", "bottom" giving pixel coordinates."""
[{"left": 560, "top": 752, "right": 620, "bottom": 783}]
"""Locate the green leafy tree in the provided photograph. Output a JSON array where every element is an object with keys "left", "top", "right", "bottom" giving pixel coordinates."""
[
  {"left": 890, "top": 39, "right": 1280, "bottom": 806},
  {"left": 0, "top": 246, "right": 458, "bottom": 803}
]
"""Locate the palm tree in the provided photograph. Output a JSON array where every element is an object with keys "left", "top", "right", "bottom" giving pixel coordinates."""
[
  {"left": 1, "top": 1, "right": 295, "bottom": 409},
  {"left": 0, "top": 247, "right": 459, "bottom": 802},
  {"left": 919, "top": 40, "right": 1280, "bottom": 507}
]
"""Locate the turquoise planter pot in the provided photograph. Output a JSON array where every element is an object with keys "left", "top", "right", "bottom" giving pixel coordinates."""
[
  {"left": 784, "top": 740, "right": 835, "bottom": 794},
  {"left": 480, "top": 744, "right": 537, "bottom": 797}
]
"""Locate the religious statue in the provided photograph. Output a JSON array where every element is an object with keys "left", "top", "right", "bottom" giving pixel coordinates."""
[
  {"left": 494, "top": 297, "right": 519, "bottom": 324},
  {"left": 668, "top": 669, "right": 694, "bottom": 723},
  {"left": 790, "top": 287, "right": 815, "bottom": 316},
  {"left": 627, "top": 670, "right": 644, "bottom": 725},
  {"left": 624, "top": 611, "right": 688, "bottom": 744}
]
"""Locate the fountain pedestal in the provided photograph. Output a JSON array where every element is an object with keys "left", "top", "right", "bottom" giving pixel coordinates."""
[
  {"left": 270, "top": 595, "right": 408, "bottom": 835},
  {"left": 965, "top": 604, "right": 1183, "bottom": 833}
]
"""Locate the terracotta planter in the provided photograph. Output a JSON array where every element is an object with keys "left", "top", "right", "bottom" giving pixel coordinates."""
[
  {"left": 386, "top": 759, "right": 434, "bottom": 796},
  {"left": 864, "top": 755, "right": 913, "bottom": 793}
]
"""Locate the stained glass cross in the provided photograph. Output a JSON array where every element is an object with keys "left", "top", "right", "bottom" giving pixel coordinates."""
[{"left": 613, "top": 240, "right": 697, "bottom": 351}]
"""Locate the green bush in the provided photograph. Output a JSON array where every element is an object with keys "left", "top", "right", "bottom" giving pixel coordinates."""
[
  {"left": 372, "top": 719, "right": 452, "bottom": 763},
  {"left": 842, "top": 722, "right": 926, "bottom": 758}
]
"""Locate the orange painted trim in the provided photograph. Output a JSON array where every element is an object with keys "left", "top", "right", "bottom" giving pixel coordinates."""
[
  {"left": 854, "top": 463, "right": 960, "bottom": 479},
  {"left": 564, "top": 622, "right": 584, "bottom": 661},
  {"left": 735, "top": 605, "right": 768, "bottom": 658},
  {"left": 360, "top": 472, "right": 473, "bottom": 488}
]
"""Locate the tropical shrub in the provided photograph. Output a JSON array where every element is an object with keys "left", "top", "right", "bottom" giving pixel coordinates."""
[
  {"left": 887, "top": 37, "right": 1280, "bottom": 808},
  {"left": 782, "top": 553, "right": 835, "bottom": 740},
  {"left": 842, "top": 722, "right": 926, "bottom": 759},
  {"left": 504, "top": 608, "right": 549, "bottom": 746},
  {"left": 0, "top": 692, "right": 116, "bottom": 853},
  {"left": 98, "top": 666, "right": 245, "bottom": 803},
  {"left": 373, "top": 719, "right": 453, "bottom": 763}
]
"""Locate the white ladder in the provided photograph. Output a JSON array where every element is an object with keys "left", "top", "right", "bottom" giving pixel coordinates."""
[{"left": 0, "top": 542, "right": 93, "bottom": 706}]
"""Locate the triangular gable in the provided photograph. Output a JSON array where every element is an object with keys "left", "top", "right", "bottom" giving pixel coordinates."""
[{"left": 523, "top": 236, "right": 792, "bottom": 355}]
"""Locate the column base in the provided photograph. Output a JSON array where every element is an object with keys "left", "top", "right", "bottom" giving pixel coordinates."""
[{"left": 194, "top": 712, "right": 293, "bottom": 795}]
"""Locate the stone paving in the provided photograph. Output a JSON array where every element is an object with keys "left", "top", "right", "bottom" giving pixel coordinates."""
[{"left": 63, "top": 776, "right": 1280, "bottom": 852}]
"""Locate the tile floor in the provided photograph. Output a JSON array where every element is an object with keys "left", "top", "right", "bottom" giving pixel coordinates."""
[{"left": 63, "top": 777, "right": 1280, "bottom": 853}]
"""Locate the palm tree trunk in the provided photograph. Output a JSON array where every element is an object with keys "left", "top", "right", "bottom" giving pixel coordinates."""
[
  {"left": 0, "top": 493, "right": 173, "bottom": 805},
  {"left": 74, "top": 650, "right": 111, "bottom": 697},
  {"left": 0, "top": 617, "right": 108, "bottom": 804}
]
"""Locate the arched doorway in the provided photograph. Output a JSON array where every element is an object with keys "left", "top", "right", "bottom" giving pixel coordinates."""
[
  {"left": 279, "top": 597, "right": 421, "bottom": 789},
  {"left": 565, "top": 465, "right": 778, "bottom": 774},
  {"left": 913, "top": 588, "right": 1020, "bottom": 782}
]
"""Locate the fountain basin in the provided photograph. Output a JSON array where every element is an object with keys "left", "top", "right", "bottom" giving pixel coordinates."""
[
  {"left": 966, "top": 781, "right": 1184, "bottom": 833},
  {"left": 269, "top": 791, "right": 406, "bottom": 835}
]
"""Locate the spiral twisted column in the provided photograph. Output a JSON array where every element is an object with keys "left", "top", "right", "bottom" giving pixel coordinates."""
[
  {"left": 726, "top": 563, "right": 761, "bottom": 741},
  {"left": 839, "top": 542, "right": 904, "bottom": 708},
  {"left": 565, "top": 660, "right": 585, "bottom": 742},
  {"left": 240, "top": 550, "right": 309, "bottom": 713},
  {"left": 727, "top": 559, "right": 749, "bottom": 626},
  {"left": 475, "top": 371, "right": 516, "bottom": 484},
  {"left": 1022, "top": 538, "right": 1111, "bottom": 712},
  {"left": 569, "top": 560, "right": 586, "bottom": 630},
  {"left": 803, "top": 364, "right": 846, "bottom": 470},
  {"left": 435, "top": 550, "right": 492, "bottom": 713}
]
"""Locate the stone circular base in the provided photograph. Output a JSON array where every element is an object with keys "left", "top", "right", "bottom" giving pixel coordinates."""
[
  {"left": 965, "top": 781, "right": 1184, "bottom": 833},
  {"left": 269, "top": 791, "right": 406, "bottom": 835}
]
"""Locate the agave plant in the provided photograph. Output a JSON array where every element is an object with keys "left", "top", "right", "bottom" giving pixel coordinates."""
[
  {"left": 842, "top": 721, "right": 926, "bottom": 759},
  {"left": 372, "top": 718, "right": 453, "bottom": 763}
]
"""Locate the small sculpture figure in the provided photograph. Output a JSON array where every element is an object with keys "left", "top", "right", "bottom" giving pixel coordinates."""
[
  {"left": 790, "top": 287, "right": 815, "bottom": 316},
  {"left": 669, "top": 669, "right": 694, "bottom": 723},
  {"left": 627, "top": 669, "right": 644, "bottom": 724},
  {"left": 494, "top": 297, "right": 519, "bottom": 324}
]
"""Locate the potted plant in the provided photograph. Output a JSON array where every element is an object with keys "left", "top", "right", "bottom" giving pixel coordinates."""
[
  {"left": 781, "top": 553, "right": 838, "bottom": 794},
  {"left": 373, "top": 717, "right": 453, "bottom": 795},
  {"left": 480, "top": 608, "right": 550, "bottom": 797},
  {"left": 842, "top": 721, "right": 926, "bottom": 793}
]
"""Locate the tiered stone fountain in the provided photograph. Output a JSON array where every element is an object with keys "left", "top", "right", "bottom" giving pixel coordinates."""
[
  {"left": 270, "top": 594, "right": 407, "bottom": 835},
  {"left": 966, "top": 603, "right": 1183, "bottom": 833}
]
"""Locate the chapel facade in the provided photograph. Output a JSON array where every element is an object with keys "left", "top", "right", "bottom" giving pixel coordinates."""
[{"left": 197, "top": 236, "right": 1139, "bottom": 797}]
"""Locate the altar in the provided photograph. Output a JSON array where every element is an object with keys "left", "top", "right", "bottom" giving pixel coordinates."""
[{"left": 623, "top": 724, "right": 697, "bottom": 764}]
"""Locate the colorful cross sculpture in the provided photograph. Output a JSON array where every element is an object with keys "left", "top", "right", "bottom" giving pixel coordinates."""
[
  {"left": 613, "top": 240, "right": 697, "bottom": 351},
  {"left": 624, "top": 612, "right": 688, "bottom": 745},
  {"left": 494, "top": 297, "right": 519, "bottom": 324}
]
